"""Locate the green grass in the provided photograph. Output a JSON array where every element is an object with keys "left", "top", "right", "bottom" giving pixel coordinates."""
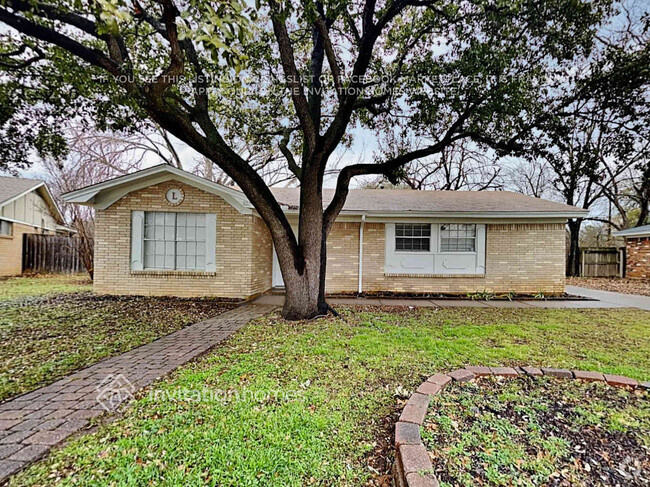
[
  {"left": 0, "top": 274, "right": 92, "bottom": 301},
  {"left": 422, "top": 376, "right": 649, "bottom": 486},
  {"left": 0, "top": 277, "right": 235, "bottom": 401},
  {"left": 10, "top": 307, "right": 650, "bottom": 486}
]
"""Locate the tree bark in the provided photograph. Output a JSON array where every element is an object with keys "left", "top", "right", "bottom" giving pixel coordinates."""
[{"left": 567, "top": 218, "right": 582, "bottom": 277}]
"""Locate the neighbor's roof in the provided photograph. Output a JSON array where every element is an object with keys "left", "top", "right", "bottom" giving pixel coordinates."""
[
  {"left": 0, "top": 176, "right": 44, "bottom": 206},
  {"left": 63, "top": 164, "right": 587, "bottom": 218},
  {"left": 0, "top": 176, "right": 66, "bottom": 225},
  {"left": 612, "top": 224, "right": 650, "bottom": 238},
  {"left": 270, "top": 187, "right": 587, "bottom": 218}
]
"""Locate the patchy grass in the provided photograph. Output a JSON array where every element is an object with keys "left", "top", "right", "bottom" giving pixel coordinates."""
[
  {"left": 423, "top": 376, "right": 649, "bottom": 486},
  {"left": 0, "top": 274, "right": 92, "bottom": 301},
  {"left": 10, "top": 306, "right": 650, "bottom": 487},
  {"left": 568, "top": 277, "right": 650, "bottom": 297},
  {"left": 0, "top": 293, "right": 237, "bottom": 401}
]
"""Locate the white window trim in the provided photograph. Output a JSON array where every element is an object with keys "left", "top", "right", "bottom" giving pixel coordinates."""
[
  {"left": 130, "top": 210, "right": 216, "bottom": 273},
  {"left": 385, "top": 223, "right": 486, "bottom": 276}
]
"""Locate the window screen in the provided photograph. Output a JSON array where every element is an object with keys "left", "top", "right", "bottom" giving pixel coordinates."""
[
  {"left": 143, "top": 212, "right": 206, "bottom": 270},
  {"left": 440, "top": 224, "right": 476, "bottom": 252},
  {"left": 395, "top": 223, "right": 431, "bottom": 252},
  {"left": 0, "top": 220, "right": 12, "bottom": 236}
]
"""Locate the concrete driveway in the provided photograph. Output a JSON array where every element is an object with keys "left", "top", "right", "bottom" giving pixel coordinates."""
[{"left": 566, "top": 286, "right": 650, "bottom": 311}]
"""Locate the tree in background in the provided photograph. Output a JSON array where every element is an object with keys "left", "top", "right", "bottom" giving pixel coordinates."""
[
  {"left": 365, "top": 139, "right": 502, "bottom": 191},
  {"left": 0, "top": 0, "right": 639, "bottom": 318}
]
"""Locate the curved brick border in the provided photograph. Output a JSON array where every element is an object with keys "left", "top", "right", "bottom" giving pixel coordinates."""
[{"left": 393, "top": 366, "right": 650, "bottom": 487}]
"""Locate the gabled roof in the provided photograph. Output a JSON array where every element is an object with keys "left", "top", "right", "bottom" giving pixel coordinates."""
[
  {"left": 63, "top": 164, "right": 587, "bottom": 219},
  {"left": 0, "top": 176, "right": 66, "bottom": 225},
  {"left": 612, "top": 224, "right": 650, "bottom": 238},
  {"left": 270, "top": 188, "right": 588, "bottom": 218},
  {"left": 62, "top": 164, "right": 253, "bottom": 214}
]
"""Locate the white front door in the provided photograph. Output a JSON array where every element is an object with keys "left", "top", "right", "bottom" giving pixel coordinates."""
[
  {"left": 271, "top": 224, "right": 298, "bottom": 288},
  {"left": 272, "top": 247, "right": 284, "bottom": 288}
]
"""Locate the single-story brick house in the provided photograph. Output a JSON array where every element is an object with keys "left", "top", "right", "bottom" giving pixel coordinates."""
[
  {"left": 63, "top": 164, "right": 587, "bottom": 298},
  {"left": 0, "top": 177, "right": 71, "bottom": 276},
  {"left": 612, "top": 224, "right": 650, "bottom": 278}
]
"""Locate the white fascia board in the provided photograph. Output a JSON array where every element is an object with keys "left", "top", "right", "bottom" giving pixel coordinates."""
[
  {"left": 612, "top": 230, "right": 650, "bottom": 238},
  {"left": 63, "top": 164, "right": 253, "bottom": 214},
  {"left": 0, "top": 182, "right": 44, "bottom": 210},
  {"left": 280, "top": 209, "right": 587, "bottom": 220},
  {"left": 0, "top": 182, "right": 66, "bottom": 226}
]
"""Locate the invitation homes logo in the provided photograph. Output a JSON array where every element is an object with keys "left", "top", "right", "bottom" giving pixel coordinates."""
[
  {"left": 95, "top": 374, "right": 304, "bottom": 411},
  {"left": 96, "top": 374, "right": 136, "bottom": 412}
]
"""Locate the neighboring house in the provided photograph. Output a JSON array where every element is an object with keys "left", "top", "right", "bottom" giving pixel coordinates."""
[
  {"left": 0, "top": 177, "right": 70, "bottom": 276},
  {"left": 63, "top": 164, "right": 587, "bottom": 298},
  {"left": 612, "top": 225, "right": 650, "bottom": 279}
]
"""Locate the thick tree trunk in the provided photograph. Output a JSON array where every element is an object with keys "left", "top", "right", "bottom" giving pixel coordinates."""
[
  {"left": 274, "top": 161, "right": 331, "bottom": 320},
  {"left": 566, "top": 219, "right": 582, "bottom": 277}
]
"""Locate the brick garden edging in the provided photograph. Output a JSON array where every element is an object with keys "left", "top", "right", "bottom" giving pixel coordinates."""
[{"left": 393, "top": 366, "right": 650, "bottom": 487}]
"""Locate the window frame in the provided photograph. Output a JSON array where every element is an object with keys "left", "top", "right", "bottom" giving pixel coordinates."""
[
  {"left": 142, "top": 211, "right": 208, "bottom": 271},
  {"left": 394, "top": 223, "right": 432, "bottom": 253},
  {"left": 438, "top": 223, "right": 478, "bottom": 254},
  {"left": 0, "top": 219, "right": 13, "bottom": 238}
]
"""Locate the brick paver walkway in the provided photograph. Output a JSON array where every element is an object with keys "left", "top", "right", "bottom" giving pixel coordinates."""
[{"left": 0, "top": 304, "right": 276, "bottom": 482}]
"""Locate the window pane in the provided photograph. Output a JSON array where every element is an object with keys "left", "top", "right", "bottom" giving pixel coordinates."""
[
  {"left": 395, "top": 224, "right": 431, "bottom": 252},
  {"left": 143, "top": 211, "right": 209, "bottom": 270},
  {"left": 440, "top": 224, "right": 476, "bottom": 252}
]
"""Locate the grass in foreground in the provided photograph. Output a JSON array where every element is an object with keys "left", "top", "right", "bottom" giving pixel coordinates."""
[
  {"left": 0, "top": 274, "right": 92, "bottom": 301},
  {"left": 0, "top": 293, "right": 236, "bottom": 401},
  {"left": 10, "top": 307, "right": 650, "bottom": 487},
  {"left": 423, "top": 376, "right": 649, "bottom": 486}
]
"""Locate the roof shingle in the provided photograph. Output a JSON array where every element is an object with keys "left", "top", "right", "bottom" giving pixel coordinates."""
[
  {"left": 0, "top": 176, "right": 44, "bottom": 206},
  {"left": 269, "top": 188, "right": 585, "bottom": 215}
]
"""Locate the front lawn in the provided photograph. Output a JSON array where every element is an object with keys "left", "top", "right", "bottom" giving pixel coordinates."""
[
  {"left": 10, "top": 307, "right": 650, "bottom": 487},
  {"left": 0, "top": 280, "right": 237, "bottom": 401},
  {"left": 0, "top": 274, "right": 92, "bottom": 301}
]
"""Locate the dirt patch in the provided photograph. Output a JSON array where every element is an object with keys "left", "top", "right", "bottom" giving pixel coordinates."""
[
  {"left": 568, "top": 277, "right": 650, "bottom": 297},
  {"left": 422, "top": 376, "right": 649, "bottom": 486}
]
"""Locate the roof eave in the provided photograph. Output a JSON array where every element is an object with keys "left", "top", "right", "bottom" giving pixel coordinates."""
[
  {"left": 63, "top": 164, "right": 253, "bottom": 214},
  {"left": 280, "top": 209, "right": 588, "bottom": 219}
]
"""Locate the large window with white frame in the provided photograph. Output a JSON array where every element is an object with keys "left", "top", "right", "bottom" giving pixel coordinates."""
[
  {"left": 395, "top": 223, "right": 431, "bottom": 251},
  {"left": 143, "top": 212, "right": 206, "bottom": 270},
  {"left": 440, "top": 224, "right": 476, "bottom": 252}
]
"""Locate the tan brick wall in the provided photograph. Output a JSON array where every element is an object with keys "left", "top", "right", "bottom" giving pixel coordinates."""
[
  {"left": 250, "top": 215, "right": 273, "bottom": 295},
  {"left": 325, "top": 222, "right": 360, "bottom": 292},
  {"left": 325, "top": 222, "right": 566, "bottom": 294},
  {"left": 625, "top": 237, "right": 650, "bottom": 279},
  {"left": 0, "top": 222, "right": 45, "bottom": 276},
  {"left": 94, "top": 180, "right": 272, "bottom": 298}
]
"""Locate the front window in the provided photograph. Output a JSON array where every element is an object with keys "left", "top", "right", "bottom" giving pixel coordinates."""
[
  {"left": 395, "top": 223, "right": 431, "bottom": 252},
  {"left": 440, "top": 224, "right": 476, "bottom": 252},
  {"left": 144, "top": 212, "right": 206, "bottom": 270},
  {"left": 0, "top": 219, "right": 12, "bottom": 237}
]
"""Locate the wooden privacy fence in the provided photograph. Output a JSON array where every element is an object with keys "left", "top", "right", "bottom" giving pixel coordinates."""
[
  {"left": 579, "top": 247, "right": 625, "bottom": 277},
  {"left": 22, "top": 234, "right": 85, "bottom": 274}
]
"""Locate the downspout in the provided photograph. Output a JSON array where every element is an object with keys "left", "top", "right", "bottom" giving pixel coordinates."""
[{"left": 358, "top": 214, "right": 365, "bottom": 294}]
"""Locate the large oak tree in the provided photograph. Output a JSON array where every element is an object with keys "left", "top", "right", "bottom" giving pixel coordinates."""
[{"left": 0, "top": 0, "right": 619, "bottom": 318}]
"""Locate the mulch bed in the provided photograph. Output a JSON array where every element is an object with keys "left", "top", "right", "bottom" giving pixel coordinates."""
[
  {"left": 568, "top": 277, "right": 650, "bottom": 297},
  {"left": 422, "top": 376, "right": 649, "bottom": 486}
]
